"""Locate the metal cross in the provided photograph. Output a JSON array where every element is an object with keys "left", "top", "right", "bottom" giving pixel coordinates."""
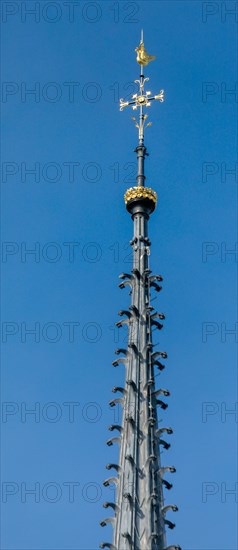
[{"left": 119, "top": 33, "right": 164, "bottom": 144}]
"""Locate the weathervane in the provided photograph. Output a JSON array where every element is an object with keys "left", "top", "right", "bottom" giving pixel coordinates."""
[{"left": 120, "top": 30, "right": 164, "bottom": 144}]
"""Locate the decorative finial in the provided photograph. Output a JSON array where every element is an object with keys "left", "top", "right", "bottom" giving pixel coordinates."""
[
  {"left": 119, "top": 32, "right": 164, "bottom": 144},
  {"left": 135, "top": 31, "right": 156, "bottom": 66}
]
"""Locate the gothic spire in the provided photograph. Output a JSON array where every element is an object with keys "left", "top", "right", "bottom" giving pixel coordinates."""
[{"left": 100, "top": 32, "right": 180, "bottom": 550}]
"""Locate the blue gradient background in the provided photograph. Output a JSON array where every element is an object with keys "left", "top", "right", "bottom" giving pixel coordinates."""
[{"left": 1, "top": 1, "right": 237, "bottom": 549}]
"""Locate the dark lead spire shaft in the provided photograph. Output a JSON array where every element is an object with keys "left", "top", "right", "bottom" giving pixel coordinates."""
[
  {"left": 100, "top": 34, "right": 180, "bottom": 550},
  {"left": 136, "top": 144, "right": 146, "bottom": 187}
]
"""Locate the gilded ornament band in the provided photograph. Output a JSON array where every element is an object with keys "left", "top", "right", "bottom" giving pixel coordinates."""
[{"left": 124, "top": 186, "right": 157, "bottom": 206}]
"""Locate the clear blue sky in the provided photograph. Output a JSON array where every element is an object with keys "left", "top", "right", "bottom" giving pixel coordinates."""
[{"left": 1, "top": 1, "right": 237, "bottom": 549}]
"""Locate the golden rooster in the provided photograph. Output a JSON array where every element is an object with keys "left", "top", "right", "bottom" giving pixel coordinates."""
[{"left": 135, "top": 41, "right": 156, "bottom": 66}]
